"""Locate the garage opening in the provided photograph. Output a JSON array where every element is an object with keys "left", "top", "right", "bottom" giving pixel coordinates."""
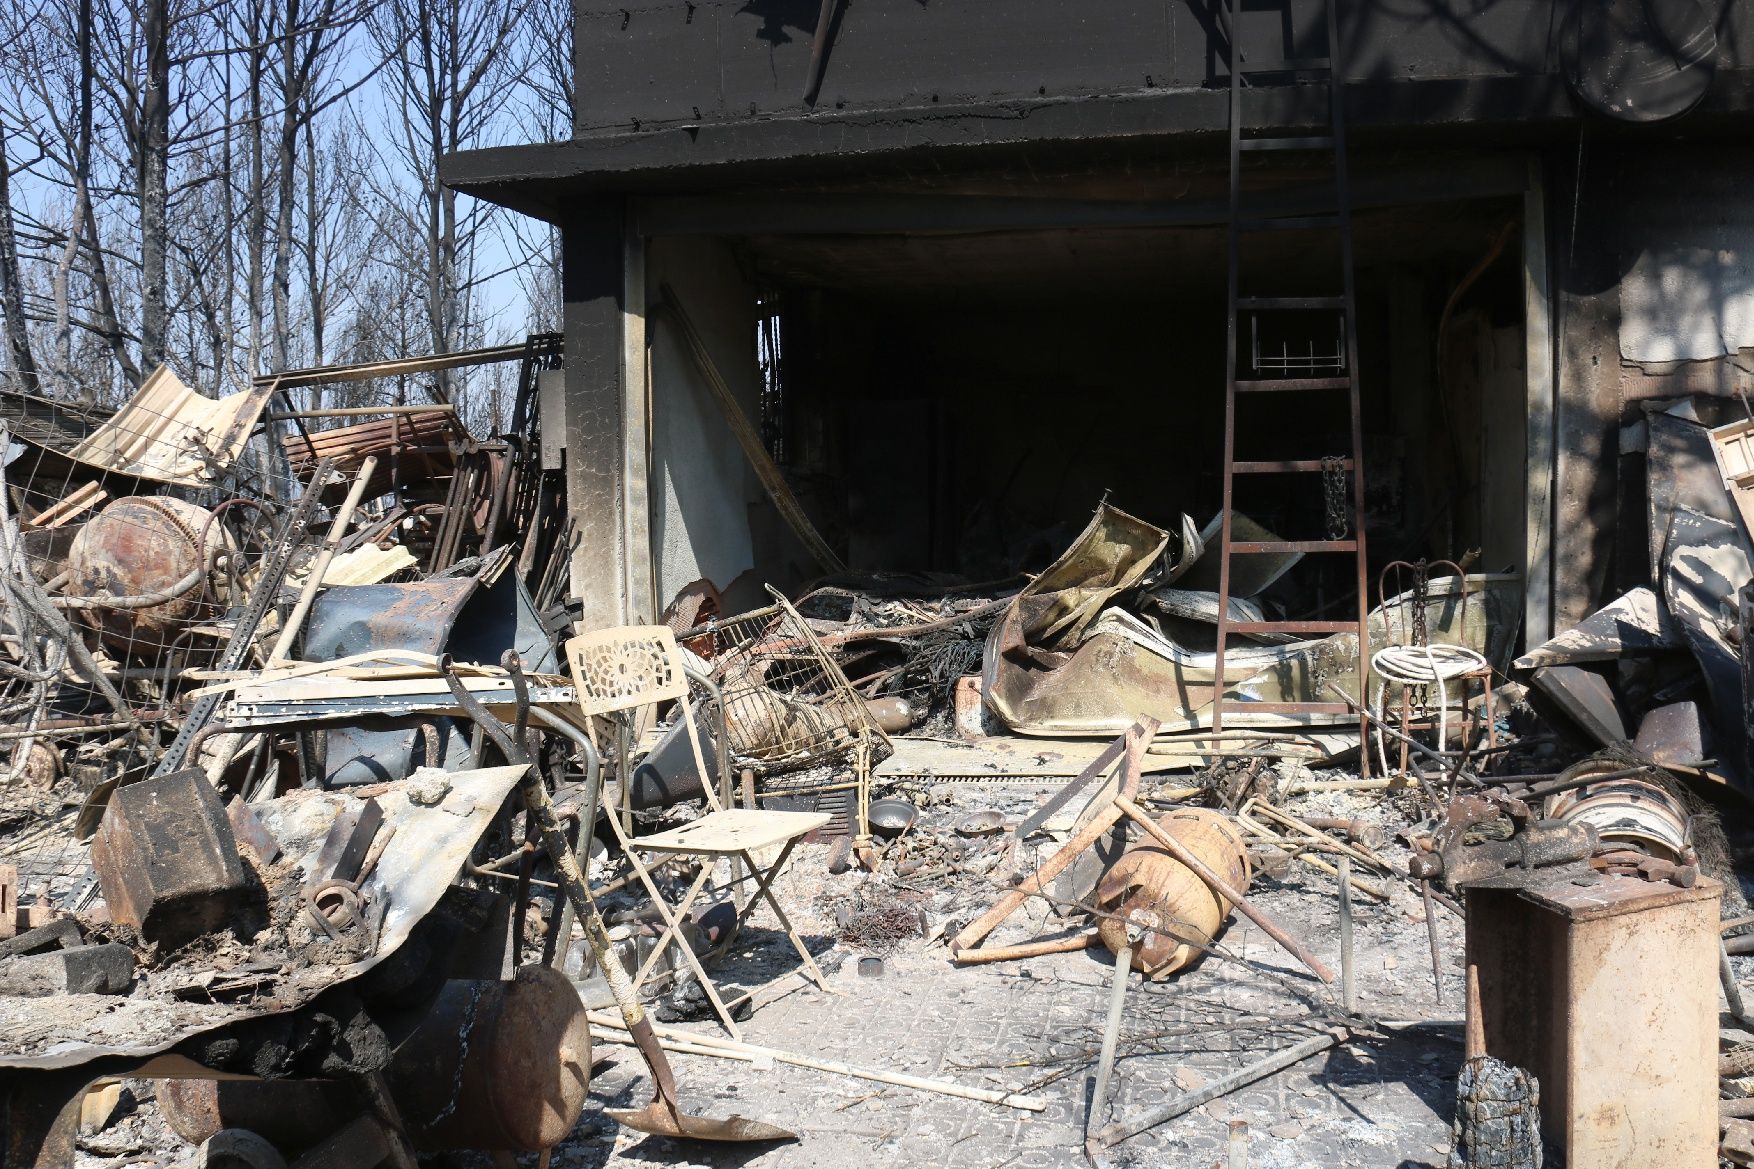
[{"left": 644, "top": 189, "right": 1529, "bottom": 625}]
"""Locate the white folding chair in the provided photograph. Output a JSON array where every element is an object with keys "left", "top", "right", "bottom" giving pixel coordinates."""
[{"left": 567, "top": 625, "right": 830, "bottom": 1038}]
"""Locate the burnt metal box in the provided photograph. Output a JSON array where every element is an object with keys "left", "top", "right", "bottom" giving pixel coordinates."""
[
  {"left": 91, "top": 767, "right": 254, "bottom": 952},
  {"left": 1465, "top": 871, "right": 1720, "bottom": 1168}
]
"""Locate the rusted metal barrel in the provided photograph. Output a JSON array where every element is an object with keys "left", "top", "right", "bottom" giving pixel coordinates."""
[
  {"left": 1095, "top": 808, "right": 1252, "bottom": 978},
  {"left": 65, "top": 496, "right": 229, "bottom": 653},
  {"left": 388, "top": 963, "right": 592, "bottom": 1152},
  {"left": 156, "top": 1079, "right": 356, "bottom": 1149},
  {"left": 156, "top": 966, "right": 591, "bottom": 1155}
]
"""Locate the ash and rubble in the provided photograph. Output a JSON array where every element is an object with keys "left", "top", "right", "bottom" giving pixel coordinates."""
[{"left": 4, "top": 346, "right": 1754, "bottom": 1169}]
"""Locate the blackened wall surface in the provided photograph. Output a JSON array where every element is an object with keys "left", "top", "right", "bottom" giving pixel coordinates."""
[{"left": 573, "top": 0, "right": 1582, "bottom": 135}]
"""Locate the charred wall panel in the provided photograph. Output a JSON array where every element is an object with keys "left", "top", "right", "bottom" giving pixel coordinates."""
[{"left": 571, "top": 0, "right": 1577, "bottom": 136}]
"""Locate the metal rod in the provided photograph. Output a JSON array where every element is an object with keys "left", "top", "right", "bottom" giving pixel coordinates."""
[
  {"left": 586, "top": 1011, "right": 1049, "bottom": 1111},
  {"left": 1086, "top": 942, "right": 1133, "bottom": 1147},
  {"left": 1338, "top": 855, "right": 1356, "bottom": 1015},
  {"left": 255, "top": 344, "right": 532, "bottom": 392},
  {"left": 267, "top": 455, "right": 378, "bottom": 666},
  {"left": 952, "top": 932, "right": 1094, "bottom": 965},
  {"left": 1093, "top": 1030, "right": 1346, "bottom": 1149},
  {"left": 1422, "top": 880, "right": 1444, "bottom": 1006},
  {"left": 267, "top": 404, "right": 456, "bottom": 419}
]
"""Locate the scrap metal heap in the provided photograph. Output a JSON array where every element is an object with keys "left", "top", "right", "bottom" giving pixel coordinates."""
[{"left": 5, "top": 347, "right": 1754, "bottom": 1168}]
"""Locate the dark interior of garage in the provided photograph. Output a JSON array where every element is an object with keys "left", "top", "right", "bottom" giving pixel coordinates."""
[{"left": 730, "top": 191, "right": 1528, "bottom": 609}]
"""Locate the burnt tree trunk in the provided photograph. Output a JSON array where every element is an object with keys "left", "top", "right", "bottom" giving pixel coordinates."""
[
  {"left": 138, "top": 0, "right": 171, "bottom": 375},
  {"left": 0, "top": 132, "right": 38, "bottom": 389}
]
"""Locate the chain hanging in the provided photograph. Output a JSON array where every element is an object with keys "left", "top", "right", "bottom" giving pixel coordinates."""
[
  {"left": 1321, "top": 455, "right": 1349, "bottom": 541},
  {"left": 1410, "top": 557, "right": 1431, "bottom": 648}
]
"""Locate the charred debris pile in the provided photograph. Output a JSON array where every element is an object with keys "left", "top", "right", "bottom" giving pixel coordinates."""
[{"left": 1, "top": 349, "right": 1754, "bottom": 1166}]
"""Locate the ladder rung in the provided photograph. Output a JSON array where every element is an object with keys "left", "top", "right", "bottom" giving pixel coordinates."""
[
  {"left": 1231, "top": 540, "right": 1358, "bottom": 553},
  {"left": 1231, "top": 459, "right": 1354, "bottom": 473},
  {"left": 1226, "top": 620, "right": 1358, "bottom": 635},
  {"left": 1238, "top": 214, "right": 1342, "bottom": 232},
  {"left": 1234, "top": 377, "right": 1352, "bottom": 392},
  {"left": 1238, "top": 57, "right": 1332, "bottom": 73},
  {"left": 1216, "top": 701, "right": 1355, "bottom": 715},
  {"left": 1239, "top": 136, "right": 1335, "bottom": 152},
  {"left": 1236, "top": 296, "right": 1346, "bottom": 311}
]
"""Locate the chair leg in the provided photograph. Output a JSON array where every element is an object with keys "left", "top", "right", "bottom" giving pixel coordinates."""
[
  {"left": 602, "top": 814, "right": 745, "bottom": 1039},
  {"left": 630, "top": 863, "right": 712, "bottom": 991},
  {"left": 739, "top": 842, "right": 831, "bottom": 992}
]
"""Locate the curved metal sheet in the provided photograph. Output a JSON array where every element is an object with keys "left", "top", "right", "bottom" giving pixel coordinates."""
[{"left": 0, "top": 765, "right": 525, "bottom": 1071}]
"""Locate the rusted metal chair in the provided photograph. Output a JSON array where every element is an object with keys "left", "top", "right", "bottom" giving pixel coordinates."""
[
  {"left": 1372, "top": 560, "right": 1495, "bottom": 777},
  {"left": 566, "top": 624, "right": 829, "bottom": 1038}
]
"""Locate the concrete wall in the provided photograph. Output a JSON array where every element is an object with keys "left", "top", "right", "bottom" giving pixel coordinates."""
[
  {"left": 561, "top": 199, "right": 629, "bottom": 630},
  {"left": 1529, "top": 142, "right": 1754, "bottom": 632},
  {"left": 646, "top": 236, "right": 765, "bottom": 613}
]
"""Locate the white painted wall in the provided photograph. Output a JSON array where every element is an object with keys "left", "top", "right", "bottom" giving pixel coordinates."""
[{"left": 646, "top": 235, "right": 762, "bottom": 611}]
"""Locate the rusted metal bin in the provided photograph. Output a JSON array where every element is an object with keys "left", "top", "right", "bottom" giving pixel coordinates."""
[{"left": 1095, "top": 808, "right": 1252, "bottom": 978}]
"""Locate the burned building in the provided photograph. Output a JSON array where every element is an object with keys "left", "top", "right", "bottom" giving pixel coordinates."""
[
  {"left": 444, "top": 0, "right": 1754, "bottom": 659},
  {"left": 7, "top": 4, "right": 1754, "bottom": 1168}
]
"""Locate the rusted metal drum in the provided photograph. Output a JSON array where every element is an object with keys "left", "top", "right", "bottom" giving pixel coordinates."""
[
  {"left": 1095, "top": 809, "right": 1252, "bottom": 978},
  {"left": 388, "top": 964, "right": 592, "bottom": 1151},
  {"left": 66, "top": 496, "right": 229, "bottom": 653},
  {"left": 156, "top": 1079, "right": 356, "bottom": 1149},
  {"left": 158, "top": 966, "right": 592, "bottom": 1154}
]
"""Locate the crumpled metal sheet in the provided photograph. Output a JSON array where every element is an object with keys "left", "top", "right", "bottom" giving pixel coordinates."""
[
  {"left": 983, "top": 504, "right": 1517, "bottom": 737},
  {"left": 1662, "top": 507, "right": 1750, "bottom": 765},
  {"left": 0, "top": 765, "right": 524, "bottom": 1071},
  {"left": 1513, "top": 586, "right": 1684, "bottom": 669},
  {"left": 1647, "top": 408, "right": 1746, "bottom": 582},
  {"left": 65, "top": 366, "right": 276, "bottom": 487},
  {"left": 307, "top": 579, "right": 479, "bottom": 785}
]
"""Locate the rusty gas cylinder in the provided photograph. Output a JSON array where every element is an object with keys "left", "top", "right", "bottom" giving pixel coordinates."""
[
  {"left": 1095, "top": 808, "right": 1252, "bottom": 978},
  {"left": 66, "top": 496, "right": 230, "bottom": 654},
  {"left": 388, "top": 963, "right": 591, "bottom": 1151}
]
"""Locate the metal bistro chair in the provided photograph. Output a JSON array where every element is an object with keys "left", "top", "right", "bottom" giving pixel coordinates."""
[
  {"left": 1370, "top": 560, "right": 1495, "bottom": 778},
  {"left": 566, "top": 624, "right": 829, "bottom": 1038}
]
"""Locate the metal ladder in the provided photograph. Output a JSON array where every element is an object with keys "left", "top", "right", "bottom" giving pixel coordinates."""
[{"left": 1210, "top": 0, "right": 1370, "bottom": 759}]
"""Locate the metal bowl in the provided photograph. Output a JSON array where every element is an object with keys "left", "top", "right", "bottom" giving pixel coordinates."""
[
  {"left": 867, "top": 797, "right": 919, "bottom": 839},
  {"left": 956, "top": 809, "right": 1007, "bottom": 836}
]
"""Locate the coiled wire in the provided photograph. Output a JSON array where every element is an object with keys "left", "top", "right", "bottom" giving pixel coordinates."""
[{"left": 1369, "top": 643, "right": 1489, "bottom": 778}]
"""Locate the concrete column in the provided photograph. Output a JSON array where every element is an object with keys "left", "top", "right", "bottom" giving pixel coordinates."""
[{"left": 562, "top": 197, "right": 629, "bottom": 630}]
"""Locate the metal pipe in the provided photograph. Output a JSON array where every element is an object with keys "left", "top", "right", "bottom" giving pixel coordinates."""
[
  {"left": 1093, "top": 1029, "right": 1346, "bottom": 1149},
  {"left": 1338, "top": 855, "right": 1356, "bottom": 1015},
  {"left": 1086, "top": 942, "right": 1133, "bottom": 1146},
  {"left": 267, "top": 404, "right": 456, "bottom": 420},
  {"left": 1422, "top": 880, "right": 1444, "bottom": 1006},
  {"left": 528, "top": 708, "right": 602, "bottom": 827}
]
